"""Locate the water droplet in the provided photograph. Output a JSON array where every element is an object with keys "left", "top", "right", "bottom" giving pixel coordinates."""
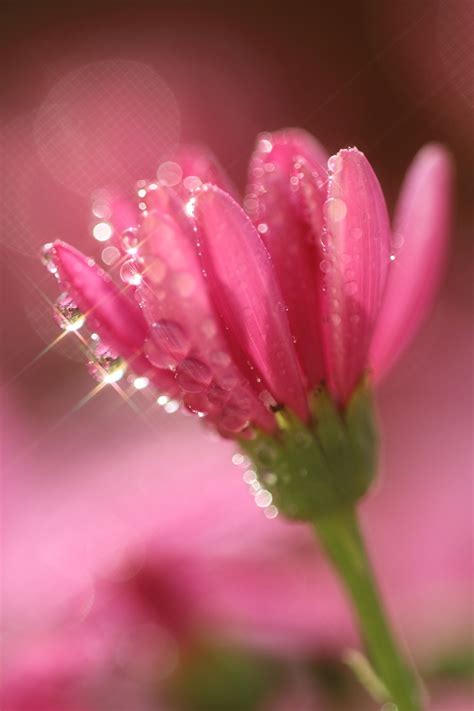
[
  {"left": 183, "top": 175, "right": 202, "bottom": 192},
  {"left": 132, "top": 376, "right": 149, "bottom": 390},
  {"left": 145, "top": 320, "right": 189, "bottom": 368},
  {"left": 164, "top": 399, "right": 180, "bottom": 413},
  {"left": 172, "top": 272, "right": 196, "bottom": 297},
  {"left": 264, "top": 505, "right": 278, "bottom": 519},
  {"left": 157, "top": 161, "right": 183, "bottom": 187},
  {"left": 40, "top": 243, "right": 58, "bottom": 275},
  {"left": 390, "top": 254, "right": 396, "bottom": 262},
  {"left": 88, "top": 347, "right": 127, "bottom": 384},
  {"left": 323, "top": 197, "right": 347, "bottom": 223},
  {"left": 243, "top": 469, "right": 257, "bottom": 483},
  {"left": 209, "top": 350, "right": 232, "bottom": 368},
  {"left": 101, "top": 245, "right": 121, "bottom": 265},
  {"left": 220, "top": 406, "right": 250, "bottom": 433},
  {"left": 327, "top": 154, "right": 343, "bottom": 173},
  {"left": 258, "top": 390, "right": 277, "bottom": 411},
  {"left": 157, "top": 394, "right": 170, "bottom": 406},
  {"left": 120, "top": 259, "right": 142, "bottom": 286},
  {"left": 207, "top": 382, "right": 230, "bottom": 405},
  {"left": 92, "top": 200, "right": 111, "bottom": 219},
  {"left": 391, "top": 232, "right": 405, "bottom": 250},
  {"left": 232, "top": 453, "right": 245, "bottom": 466},
  {"left": 92, "top": 222, "right": 113, "bottom": 242},
  {"left": 331, "top": 313, "right": 342, "bottom": 326},
  {"left": 257, "top": 223, "right": 268, "bottom": 234},
  {"left": 121, "top": 227, "right": 139, "bottom": 254},
  {"left": 255, "top": 489, "right": 272, "bottom": 508},
  {"left": 320, "top": 259, "right": 332, "bottom": 273},
  {"left": 53, "top": 293, "right": 85, "bottom": 331},
  {"left": 176, "top": 358, "right": 212, "bottom": 392},
  {"left": 346, "top": 281, "right": 358, "bottom": 296},
  {"left": 184, "top": 197, "right": 197, "bottom": 217},
  {"left": 258, "top": 138, "right": 273, "bottom": 153}
]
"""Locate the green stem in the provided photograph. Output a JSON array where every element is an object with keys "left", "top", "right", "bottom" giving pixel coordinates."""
[{"left": 314, "top": 507, "right": 422, "bottom": 711}]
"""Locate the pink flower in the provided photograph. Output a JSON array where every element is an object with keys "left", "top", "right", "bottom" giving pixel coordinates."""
[{"left": 41, "top": 128, "right": 452, "bottom": 434}]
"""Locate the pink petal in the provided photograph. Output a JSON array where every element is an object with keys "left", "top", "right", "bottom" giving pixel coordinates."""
[
  {"left": 369, "top": 144, "right": 453, "bottom": 379},
  {"left": 194, "top": 185, "right": 309, "bottom": 421},
  {"left": 51, "top": 241, "right": 176, "bottom": 392},
  {"left": 137, "top": 201, "right": 275, "bottom": 432},
  {"left": 245, "top": 129, "right": 328, "bottom": 388},
  {"left": 173, "top": 143, "right": 239, "bottom": 199},
  {"left": 319, "top": 148, "right": 391, "bottom": 403}
]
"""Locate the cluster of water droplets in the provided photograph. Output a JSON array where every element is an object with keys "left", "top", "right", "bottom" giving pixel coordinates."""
[
  {"left": 42, "top": 243, "right": 134, "bottom": 387},
  {"left": 232, "top": 452, "right": 278, "bottom": 519},
  {"left": 43, "top": 159, "right": 285, "bottom": 434},
  {"left": 316, "top": 153, "right": 366, "bottom": 344}
]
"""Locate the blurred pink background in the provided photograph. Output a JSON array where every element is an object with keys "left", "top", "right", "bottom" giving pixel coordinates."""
[{"left": 1, "top": 0, "right": 472, "bottom": 708}]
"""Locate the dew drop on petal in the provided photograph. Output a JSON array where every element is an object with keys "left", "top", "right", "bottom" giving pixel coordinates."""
[
  {"left": 257, "top": 223, "right": 268, "bottom": 234},
  {"left": 258, "top": 390, "right": 277, "bottom": 411},
  {"left": 121, "top": 227, "right": 139, "bottom": 254},
  {"left": 209, "top": 350, "right": 232, "bottom": 368},
  {"left": 319, "top": 259, "right": 332, "bottom": 274},
  {"left": 183, "top": 175, "right": 202, "bottom": 192},
  {"left": 157, "top": 161, "right": 183, "bottom": 187},
  {"left": 323, "top": 197, "right": 347, "bottom": 223},
  {"left": 264, "top": 505, "right": 278, "bottom": 519},
  {"left": 132, "top": 376, "right": 149, "bottom": 390},
  {"left": 255, "top": 489, "right": 272, "bottom": 508},
  {"left": 40, "top": 243, "right": 58, "bottom": 275},
  {"left": 145, "top": 320, "right": 190, "bottom": 368},
  {"left": 164, "top": 399, "right": 180, "bottom": 413},
  {"left": 391, "top": 232, "right": 405, "bottom": 250},
  {"left": 92, "top": 222, "right": 113, "bottom": 242},
  {"left": 53, "top": 293, "right": 85, "bottom": 331},
  {"left": 232, "top": 453, "right": 245, "bottom": 466},
  {"left": 243, "top": 469, "right": 257, "bottom": 483},
  {"left": 327, "top": 153, "right": 343, "bottom": 174},
  {"left": 207, "top": 382, "right": 230, "bottom": 405},
  {"left": 120, "top": 259, "right": 142, "bottom": 285},
  {"left": 145, "top": 339, "right": 176, "bottom": 369},
  {"left": 258, "top": 138, "right": 273, "bottom": 153},
  {"left": 88, "top": 347, "right": 127, "bottom": 384},
  {"left": 176, "top": 358, "right": 212, "bottom": 392},
  {"left": 102, "top": 245, "right": 121, "bottom": 265},
  {"left": 220, "top": 407, "right": 250, "bottom": 433}
]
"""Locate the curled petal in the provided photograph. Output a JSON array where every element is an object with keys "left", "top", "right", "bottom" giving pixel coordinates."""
[
  {"left": 320, "top": 148, "right": 391, "bottom": 403},
  {"left": 369, "top": 144, "right": 453, "bottom": 379},
  {"left": 245, "top": 129, "right": 328, "bottom": 388},
  {"left": 194, "top": 185, "right": 309, "bottom": 421},
  {"left": 52, "top": 241, "right": 147, "bottom": 351},
  {"left": 50, "top": 241, "right": 176, "bottom": 391}
]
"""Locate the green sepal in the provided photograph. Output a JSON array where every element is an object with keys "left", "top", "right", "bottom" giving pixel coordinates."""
[{"left": 241, "top": 381, "right": 378, "bottom": 521}]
